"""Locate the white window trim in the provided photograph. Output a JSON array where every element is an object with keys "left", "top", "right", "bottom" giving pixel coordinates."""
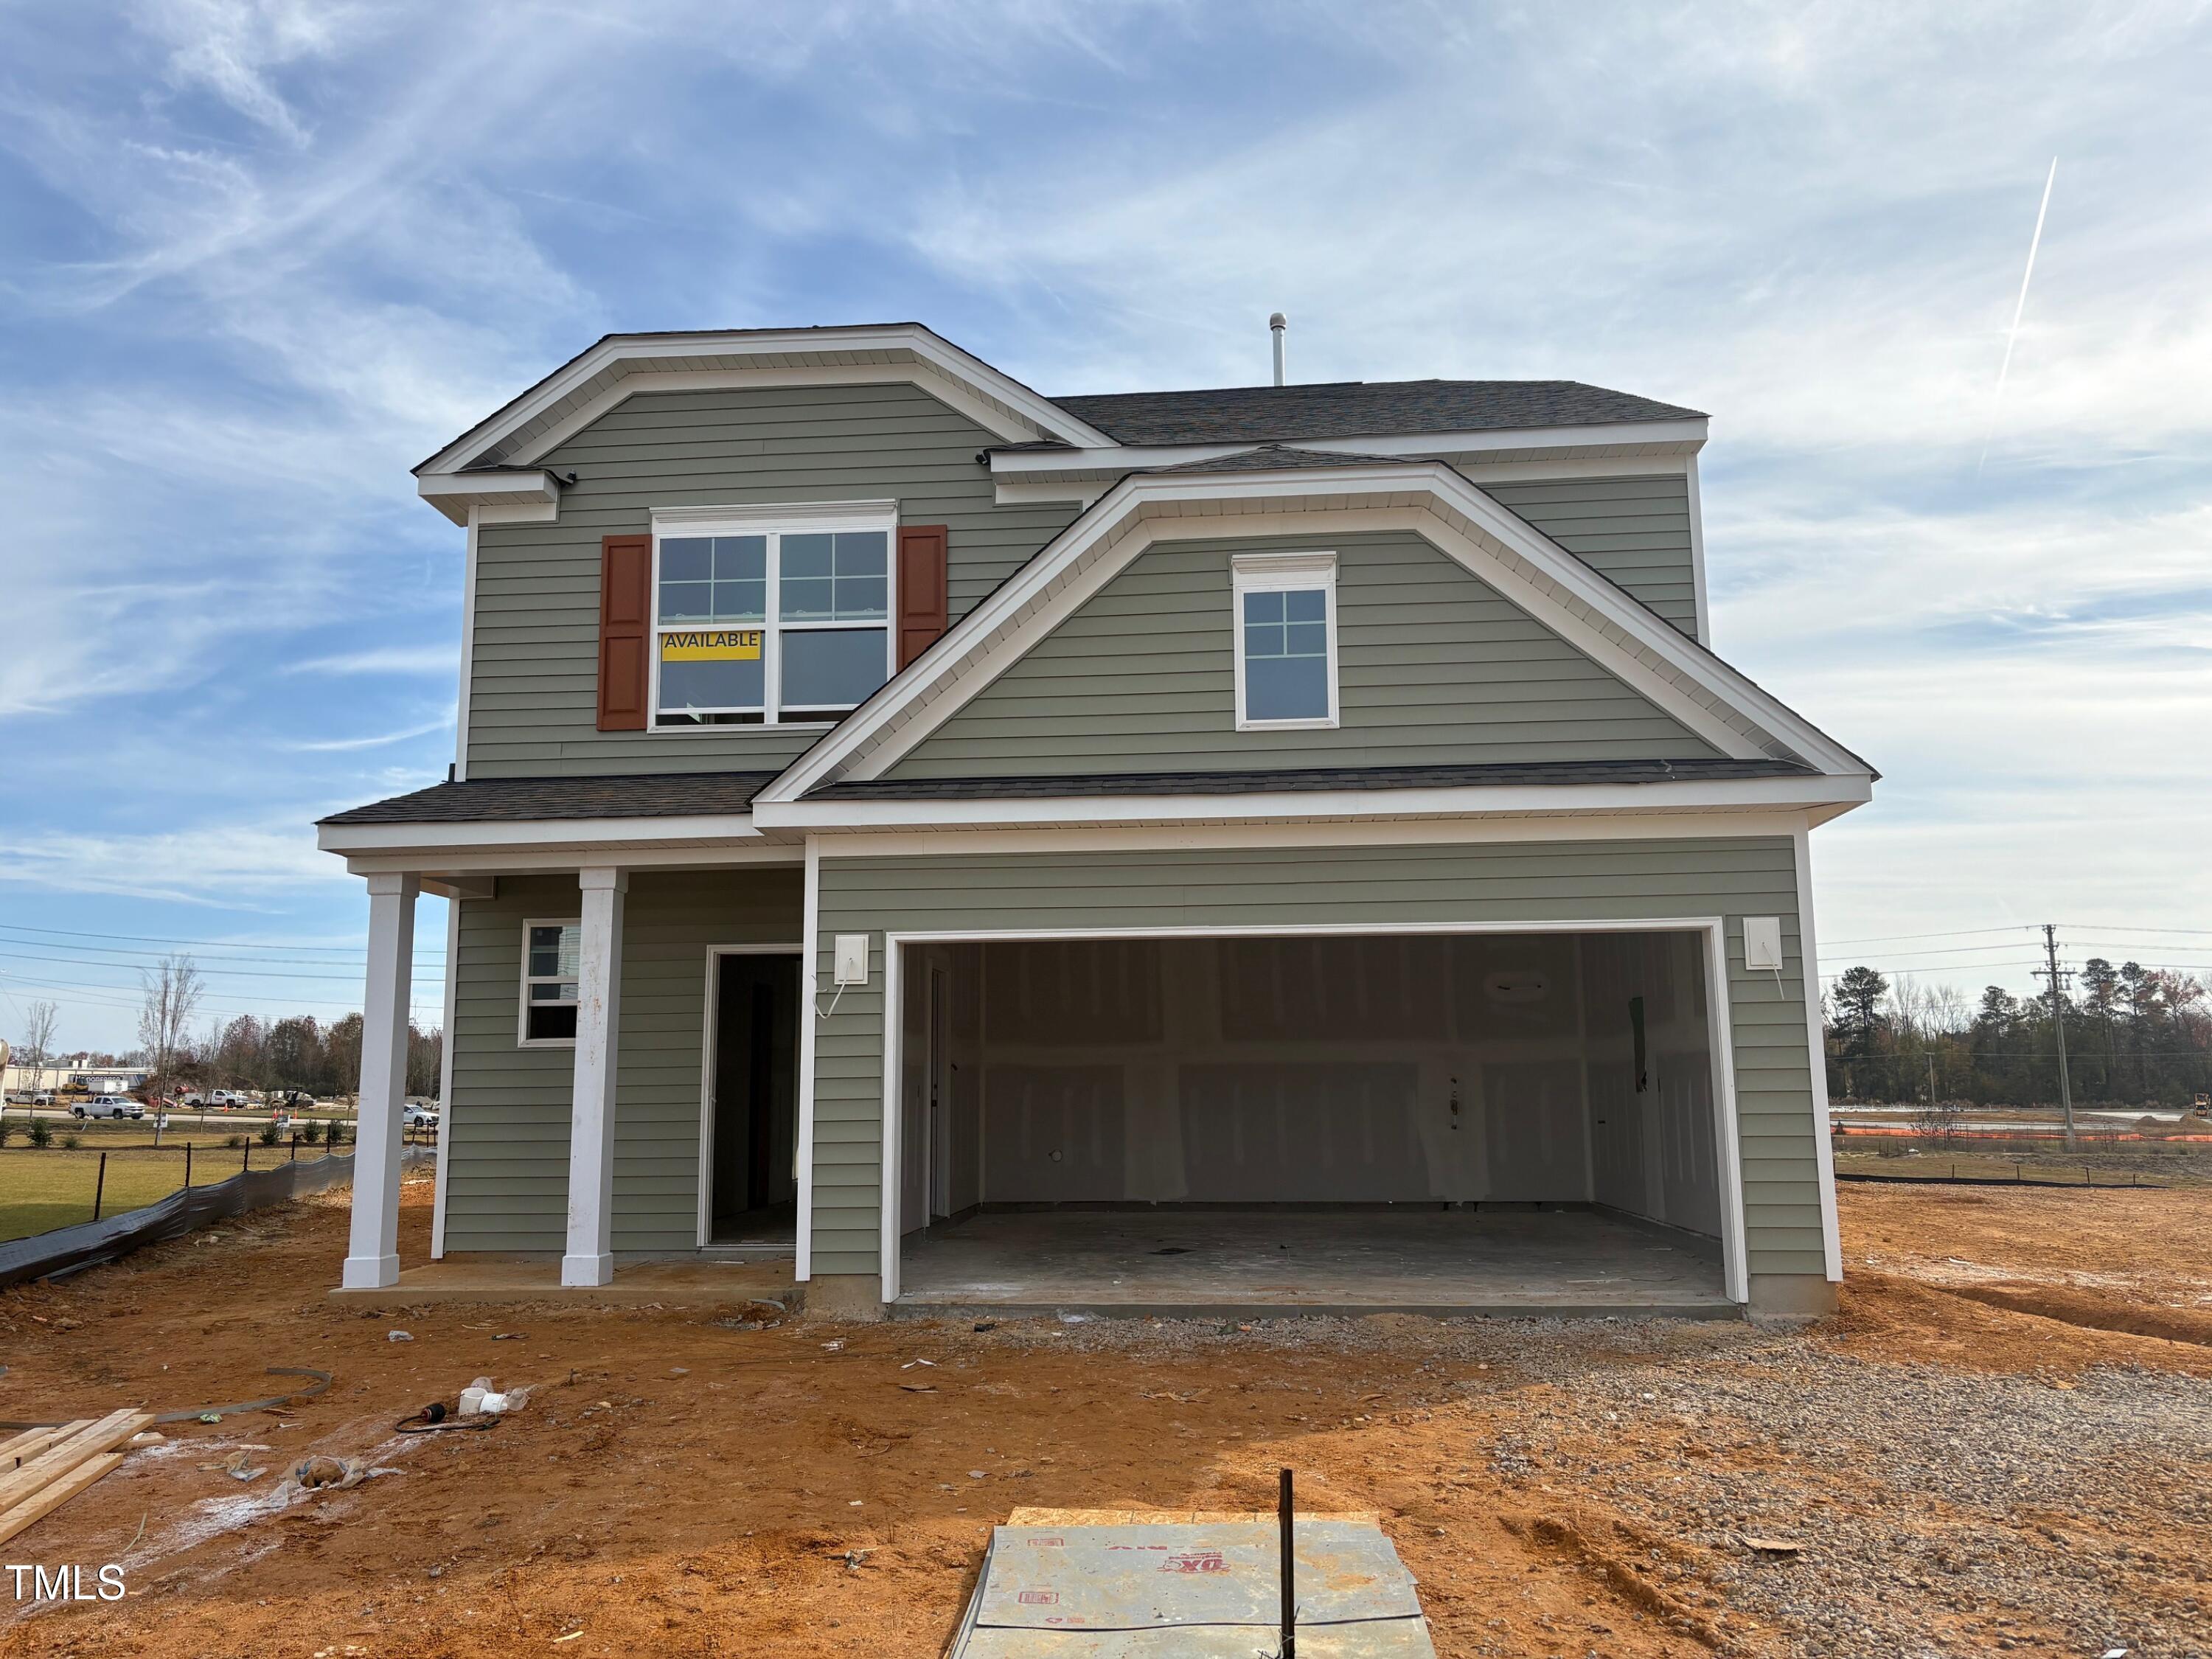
[
  {"left": 647, "top": 500, "right": 898, "bottom": 730},
  {"left": 1231, "top": 550, "right": 1338, "bottom": 731},
  {"left": 517, "top": 916, "right": 582, "bottom": 1048}
]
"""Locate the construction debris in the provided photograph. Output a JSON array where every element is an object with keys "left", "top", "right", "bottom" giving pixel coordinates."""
[{"left": 0, "top": 1410, "right": 155, "bottom": 1546}]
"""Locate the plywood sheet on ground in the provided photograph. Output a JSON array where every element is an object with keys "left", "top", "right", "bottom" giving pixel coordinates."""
[{"left": 950, "top": 1517, "right": 1435, "bottom": 1658}]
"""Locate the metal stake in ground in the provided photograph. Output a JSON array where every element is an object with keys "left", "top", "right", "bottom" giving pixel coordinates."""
[{"left": 1279, "top": 1466, "right": 1296, "bottom": 1658}]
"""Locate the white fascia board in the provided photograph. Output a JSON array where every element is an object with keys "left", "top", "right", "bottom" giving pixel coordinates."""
[
  {"left": 815, "top": 809, "right": 1820, "bottom": 859},
  {"left": 752, "top": 772, "right": 1871, "bottom": 832},
  {"left": 414, "top": 325, "right": 1112, "bottom": 481},
  {"left": 418, "top": 470, "right": 560, "bottom": 526},
  {"left": 317, "top": 813, "right": 771, "bottom": 858}
]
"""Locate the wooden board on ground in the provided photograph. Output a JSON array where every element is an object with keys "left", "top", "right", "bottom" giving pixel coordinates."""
[
  {"left": 0, "top": 1411, "right": 151, "bottom": 1517},
  {"left": 0, "top": 1453, "right": 124, "bottom": 1547}
]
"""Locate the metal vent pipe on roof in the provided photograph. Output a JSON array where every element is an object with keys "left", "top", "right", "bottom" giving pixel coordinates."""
[{"left": 1269, "top": 312, "right": 1287, "bottom": 386}]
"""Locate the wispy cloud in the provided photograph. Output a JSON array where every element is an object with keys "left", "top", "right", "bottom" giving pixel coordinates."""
[
  {"left": 282, "top": 644, "right": 456, "bottom": 677},
  {"left": 279, "top": 715, "right": 452, "bottom": 752},
  {"left": 2, "top": 0, "right": 2207, "bottom": 1044},
  {"left": 0, "top": 824, "right": 344, "bottom": 905}
]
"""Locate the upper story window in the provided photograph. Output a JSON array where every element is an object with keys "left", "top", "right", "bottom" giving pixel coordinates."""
[
  {"left": 520, "top": 919, "right": 580, "bottom": 1046},
  {"left": 1232, "top": 552, "right": 1338, "bottom": 730},
  {"left": 652, "top": 503, "right": 894, "bottom": 727}
]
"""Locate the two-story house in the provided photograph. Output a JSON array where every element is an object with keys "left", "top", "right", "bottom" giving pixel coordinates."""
[{"left": 317, "top": 324, "right": 1871, "bottom": 1320}]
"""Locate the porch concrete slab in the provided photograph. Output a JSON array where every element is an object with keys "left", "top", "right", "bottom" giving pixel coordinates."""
[
  {"left": 327, "top": 1251, "right": 795, "bottom": 1308},
  {"left": 895, "top": 1208, "right": 1735, "bottom": 1321}
]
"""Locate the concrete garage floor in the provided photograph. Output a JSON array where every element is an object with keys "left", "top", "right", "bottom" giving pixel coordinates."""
[{"left": 895, "top": 1206, "right": 1734, "bottom": 1320}]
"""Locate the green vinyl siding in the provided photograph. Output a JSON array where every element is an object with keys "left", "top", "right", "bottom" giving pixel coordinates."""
[
  {"left": 887, "top": 529, "right": 1718, "bottom": 779},
  {"left": 465, "top": 381, "right": 1081, "bottom": 779},
  {"left": 810, "top": 835, "right": 1823, "bottom": 1281},
  {"left": 1479, "top": 473, "right": 1699, "bottom": 638},
  {"left": 443, "top": 866, "right": 802, "bottom": 1253}
]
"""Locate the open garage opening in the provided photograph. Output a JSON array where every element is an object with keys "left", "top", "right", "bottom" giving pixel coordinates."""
[{"left": 886, "top": 928, "right": 1741, "bottom": 1316}]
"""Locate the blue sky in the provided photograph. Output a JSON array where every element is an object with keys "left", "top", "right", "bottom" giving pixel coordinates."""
[{"left": 4, "top": 1, "right": 2210, "bottom": 1054}]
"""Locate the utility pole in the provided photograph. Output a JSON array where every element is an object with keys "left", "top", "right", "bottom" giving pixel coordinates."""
[{"left": 2036, "top": 924, "right": 2076, "bottom": 1150}]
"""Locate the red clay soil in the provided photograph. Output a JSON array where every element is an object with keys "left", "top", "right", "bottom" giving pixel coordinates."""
[{"left": 0, "top": 1178, "right": 2206, "bottom": 1658}]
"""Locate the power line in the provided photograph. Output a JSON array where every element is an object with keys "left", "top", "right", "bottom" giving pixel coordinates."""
[
  {"left": 0, "top": 949, "right": 442, "bottom": 986},
  {"left": 1818, "top": 925, "right": 2034, "bottom": 947},
  {"left": 0, "top": 921, "right": 411, "bottom": 957},
  {"left": 0, "top": 936, "right": 443, "bottom": 972}
]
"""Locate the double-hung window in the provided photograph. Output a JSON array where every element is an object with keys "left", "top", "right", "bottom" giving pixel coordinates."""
[
  {"left": 519, "top": 919, "right": 581, "bottom": 1046},
  {"left": 651, "top": 503, "right": 894, "bottom": 726},
  {"left": 1232, "top": 552, "right": 1338, "bottom": 729}
]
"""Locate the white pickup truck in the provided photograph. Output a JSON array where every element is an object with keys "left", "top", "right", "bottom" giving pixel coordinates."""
[{"left": 72, "top": 1096, "right": 145, "bottom": 1121}]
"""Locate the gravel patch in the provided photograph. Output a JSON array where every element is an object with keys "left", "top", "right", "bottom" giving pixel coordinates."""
[{"left": 925, "top": 1310, "right": 2212, "bottom": 1656}]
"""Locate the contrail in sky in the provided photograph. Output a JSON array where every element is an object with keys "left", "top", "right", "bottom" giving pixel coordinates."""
[{"left": 1980, "top": 156, "right": 2058, "bottom": 477}]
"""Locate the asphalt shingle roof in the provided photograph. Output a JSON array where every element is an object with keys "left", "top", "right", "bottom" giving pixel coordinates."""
[
  {"left": 1044, "top": 380, "right": 1705, "bottom": 447},
  {"left": 319, "top": 771, "right": 778, "bottom": 826},
  {"left": 811, "top": 757, "right": 1808, "bottom": 801},
  {"left": 1142, "top": 444, "right": 1413, "bottom": 474}
]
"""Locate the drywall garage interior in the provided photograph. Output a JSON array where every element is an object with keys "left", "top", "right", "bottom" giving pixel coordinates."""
[{"left": 895, "top": 929, "right": 1722, "bottom": 1239}]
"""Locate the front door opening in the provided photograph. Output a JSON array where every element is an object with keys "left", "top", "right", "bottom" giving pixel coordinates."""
[
  {"left": 710, "top": 952, "right": 799, "bottom": 1245},
  {"left": 894, "top": 930, "right": 1733, "bottom": 1312}
]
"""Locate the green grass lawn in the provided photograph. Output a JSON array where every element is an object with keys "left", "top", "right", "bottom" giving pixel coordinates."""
[
  {"left": 0, "top": 1133, "right": 384, "bottom": 1242},
  {"left": 0, "top": 1149, "right": 197, "bottom": 1241}
]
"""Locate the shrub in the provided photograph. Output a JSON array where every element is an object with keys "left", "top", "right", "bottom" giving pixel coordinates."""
[
  {"left": 257, "top": 1121, "right": 282, "bottom": 1147},
  {"left": 28, "top": 1120, "right": 52, "bottom": 1149},
  {"left": 299, "top": 1119, "right": 324, "bottom": 1146},
  {"left": 60, "top": 1132, "right": 80, "bottom": 1150},
  {"left": 223, "top": 1134, "right": 242, "bottom": 1150},
  {"left": 326, "top": 1120, "right": 349, "bottom": 1147},
  {"left": 0, "top": 1118, "right": 13, "bottom": 1147}
]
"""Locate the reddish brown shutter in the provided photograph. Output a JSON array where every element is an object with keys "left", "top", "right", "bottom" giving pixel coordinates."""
[
  {"left": 597, "top": 534, "right": 652, "bottom": 731},
  {"left": 896, "top": 524, "right": 950, "bottom": 669}
]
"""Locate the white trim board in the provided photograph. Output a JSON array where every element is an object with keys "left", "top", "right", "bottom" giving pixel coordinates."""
[
  {"left": 812, "top": 809, "right": 1823, "bottom": 860},
  {"left": 759, "top": 460, "right": 1871, "bottom": 805},
  {"left": 342, "top": 843, "right": 804, "bottom": 880},
  {"left": 794, "top": 839, "right": 821, "bottom": 1281},
  {"left": 1793, "top": 826, "right": 1845, "bottom": 1282},
  {"left": 320, "top": 813, "right": 776, "bottom": 858},
  {"left": 757, "top": 775, "right": 1871, "bottom": 835},
  {"left": 872, "top": 915, "right": 1750, "bottom": 1307}
]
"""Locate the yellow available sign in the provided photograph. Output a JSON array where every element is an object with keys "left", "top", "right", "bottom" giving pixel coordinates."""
[{"left": 661, "top": 630, "right": 762, "bottom": 661}]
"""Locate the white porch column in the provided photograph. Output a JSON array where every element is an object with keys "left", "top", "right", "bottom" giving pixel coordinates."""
[
  {"left": 342, "top": 872, "right": 417, "bottom": 1290},
  {"left": 562, "top": 866, "right": 626, "bottom": 1286}
]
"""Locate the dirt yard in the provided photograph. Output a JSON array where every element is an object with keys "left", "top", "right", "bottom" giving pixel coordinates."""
[{"left": 1, "top": 1176, "right": 2208, "bottom": 1658}]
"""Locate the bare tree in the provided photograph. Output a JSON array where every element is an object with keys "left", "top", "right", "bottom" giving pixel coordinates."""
[
  {"left": 137, "top": 955, "right": 205, "bottom": 1082},
  {"left": 18, "top": 1000, "right": 58, "bottom": 1090}
]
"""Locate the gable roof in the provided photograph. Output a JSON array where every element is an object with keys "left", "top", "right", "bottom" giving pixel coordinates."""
[
  {"left": 412, "top": 324, "right": 1119, "bottom": 521},
  {"left": 1046, "top": 380, "right": 1705, "bottom": 447},
  {"left": 754, "top": 457, "right": 1873, "bottom": 816},
  {"left": 1143, "top": 443, "right": 1411, "bottom": 473}
]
